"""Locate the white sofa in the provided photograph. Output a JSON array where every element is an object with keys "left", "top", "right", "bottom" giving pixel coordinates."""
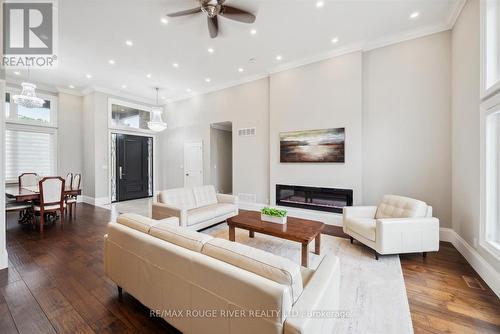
[
  {"left": 104, "top": 213, "right": 341, "bottom": 334},
  {"left": 152, "top": 185, "right": 238, "bottom": 231},
  {"left": 343, "top": 194, "right": 439, "bottom": 259}
]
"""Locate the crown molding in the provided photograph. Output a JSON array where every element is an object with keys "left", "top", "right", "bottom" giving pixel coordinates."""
[
  {"left": 56, "top": 87, "right": 83, "bottom": 96},
  {"left": 446, "top": 0, "right": 467, "bottom": 28},
  {"left": 80, "top": 85, "right": 156, "bottom": 105}
]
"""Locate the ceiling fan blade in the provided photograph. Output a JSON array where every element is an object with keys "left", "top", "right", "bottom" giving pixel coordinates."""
[
  {"left": 220, "top": 6, "right": 256, "bottom": 24},
  {"left": 207, "top": 16, "right": 218, "bottom": 38},
  {"left": 167, "top": 7, "right": 201, "bottom": 17}
]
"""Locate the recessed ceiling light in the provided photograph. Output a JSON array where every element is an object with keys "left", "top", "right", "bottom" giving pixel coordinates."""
[
  {"left": 316, "top": 1, "right": 324, "bottom": 8},
  {"left": 275, "top": 55, "right": 282, "bottom": 61},
  {"left": 69, "top": 84, "right": 75, "bottom": 89},
  {"left": 121, "top": 84, "right": 127, "bottom": 89},
  {"left": 238, "top": 67, "right": 244, "bottom": 73},
  {"left": 146, "top": 73, "right": 152, "bottom": 78},
  {"left": 13, "top": 71, "right": 20, "bottom": 75},
  {"left": 161, "top": 17, "right": 168, "bottom": 25},
  {"left": 331, "top": 37, "right": 339, "bottom": 44},
  {"left": 186, "top": 88, "right": 192, "bottom": 93},
  {"left": 108, "top": 59, "right": 116, "bottom": 65},
  {"left": 125, "top": 40, "right": 133, "bottom": 46},
  {"left": 207, "top": 47, "right": 214, "bottom": 53},
  {"left": 205, "top": 77, "right": 211, "bottom": 83},
  {"left": 86, "top": 74, "right": 92, "bottom": 79},
  {"left": 410, "top": 11, "right": 420, "bottom": 19},
  {"left": 250, "top": 28, "right": 257, "bottom": 35},
  {"left": 172, "top": 62, "right": 179, "bottom": 68},
  {"left": 161, "top": 96, "right": 166, "bottom": 100}
]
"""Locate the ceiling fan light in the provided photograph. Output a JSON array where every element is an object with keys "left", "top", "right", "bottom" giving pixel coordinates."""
[{"left": 13, "top": 82, "right": 45, "bottom": 108}]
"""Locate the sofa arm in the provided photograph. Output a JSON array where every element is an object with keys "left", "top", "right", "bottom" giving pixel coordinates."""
[
  {"left": 343, "top": 206, "right": 377, "bottom": 219},
  {"left": 284, "top": 254, "right": 341, "bottom": 334},
  {"left": 376, "top": 217, "right": 440, "bottom": 254},
  {"left": 152, "top": 202, "right": 186, "bottom": 227},
  {"left": 216, "top": 193, "right": 239, "bottom": 205}
]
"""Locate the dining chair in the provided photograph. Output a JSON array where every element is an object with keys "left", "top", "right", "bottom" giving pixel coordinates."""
[
  {"left": 33, "top": 177, "right": 65, "bottom": 233},
  {"left": 66, "top": 173, "right": 81, "bottom": 219},
  {"left": 5, "top": 195, "right": 32, "bottom": 223},
  {"left": 65, "top": 173, "right": 73, "bottom": 188},
  {"left": 19, "top": 173, "right": 38, "bottom": 188}
]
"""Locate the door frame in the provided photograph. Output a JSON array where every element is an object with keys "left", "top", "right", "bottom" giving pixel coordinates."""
[
  {"left": 184, "top": 142, "right": 204, "bottom": 187},
  {"left": 107, "top": 129, "right": 158, "bottom": 204}
]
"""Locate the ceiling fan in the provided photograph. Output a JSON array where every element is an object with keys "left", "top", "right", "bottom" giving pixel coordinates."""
[{"left": 167, "top": 0, "right": 256, "bottom": 38}]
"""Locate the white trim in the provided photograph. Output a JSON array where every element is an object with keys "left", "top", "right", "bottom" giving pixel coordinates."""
[
  {"left": 446, "top": 0, "right": 467, "bottom": 28},
  {"left": 82, "top": 196, "right": 108, "bottom": 206},
  {"left": 439, "top": 228, "right": 500, "bottom": 298},
  {"left": 82, "top": 86, "right": 156, "bottom": 105},
  {"left": 0, "top": 77, "right": 8, "bottom": 270}
]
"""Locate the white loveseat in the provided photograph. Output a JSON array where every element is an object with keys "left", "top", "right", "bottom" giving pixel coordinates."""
[
  {"left": 104, "top": 214, "right": 341, "bottom": 334},
  {"left": 343, "top": 194, "right": 439, "bottom": 259},
  {"left": 152, "top": 185, "right": 238, "bottom": 231}
]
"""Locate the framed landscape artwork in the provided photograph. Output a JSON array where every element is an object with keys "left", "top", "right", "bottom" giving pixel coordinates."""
[{"left": 280, "top": 128, "right": 345, "bottom": 163}]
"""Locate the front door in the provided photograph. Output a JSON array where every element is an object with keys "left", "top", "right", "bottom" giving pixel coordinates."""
[{"left": 116, "top": 134, "right": 151, "bottom": 201}]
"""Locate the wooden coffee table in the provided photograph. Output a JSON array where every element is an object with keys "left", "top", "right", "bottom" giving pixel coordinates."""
[{"left": 227, "top": 211, "right": 324, "bottom": 267}]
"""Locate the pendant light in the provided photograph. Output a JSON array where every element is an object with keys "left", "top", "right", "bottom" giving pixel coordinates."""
[
  {"left": 148, "top": 87, "right": 167, "bottom": 132},
  {"left": 13, "top": 68, "right": 45, "bottom": 108}
]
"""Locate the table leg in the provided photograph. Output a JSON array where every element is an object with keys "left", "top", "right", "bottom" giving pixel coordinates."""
[
  {"left": 249, "top": 230, "right": 254, "bottom": 238},
  {"left": 229, "top": 225, "right": 235, "bottom": 242},
  {"left": 315, "top": 234, "right": 321, "bottom": 255},
  {"left": 301, "top": 243, "right": 308, "bottom": 267}
]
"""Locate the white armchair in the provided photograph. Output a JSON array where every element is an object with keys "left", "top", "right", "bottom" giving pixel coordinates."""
[{"left": 343, "top": 195, "right": 439, "bottom": 259}]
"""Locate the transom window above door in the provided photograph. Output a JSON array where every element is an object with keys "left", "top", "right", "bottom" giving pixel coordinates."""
[{"left": 110, "top": 100, "right": 152, "bottom": 132}]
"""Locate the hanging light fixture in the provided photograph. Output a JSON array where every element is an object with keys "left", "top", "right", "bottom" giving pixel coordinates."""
[
  {"left": 148, "top": 87, "right": 167, "bottom": 132},
  {"left": 13, "top": 68, "right": 45, "bottom": 109}
]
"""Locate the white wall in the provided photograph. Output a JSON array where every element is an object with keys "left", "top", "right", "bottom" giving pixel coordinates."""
[
  {"left": 58, "top": 93, "right": 83, "bottom": 178},
  {"left": 452, "top": 0, "right": 500, "bottom": 271},
  {"left": 160, "top": 78, "right": 270, "bottom": 203},
  {"left": 0, "top": 77, "right": 8, "bottom": 269},
  {"left": 269, "top": 52, "right": 363, "bottom": 205},
  {"left": 210, "top": 127, "right": 233, "bottom": 194},
  {"left": 82, "top": 93, "right": 95, "bottom": 198},
  {"left": 363, "top": 31, "right": 452, "bottom": 227}
]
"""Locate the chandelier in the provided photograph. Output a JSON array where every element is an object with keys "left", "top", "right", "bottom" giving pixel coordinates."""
[
  {"left": 13, "top": 82, "right": 45, "bottom": 109},
  {"left": 148, "top": 87, "right": 167, "bottom": 132}
]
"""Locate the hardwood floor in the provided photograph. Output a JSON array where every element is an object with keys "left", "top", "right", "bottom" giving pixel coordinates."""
[{"left": 1, "top": 203, "right": 499, "bottom": 333}]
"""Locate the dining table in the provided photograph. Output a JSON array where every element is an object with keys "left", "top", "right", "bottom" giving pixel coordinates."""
[{"left": 5, "top": 185, "right": 82, "bottom": 224}]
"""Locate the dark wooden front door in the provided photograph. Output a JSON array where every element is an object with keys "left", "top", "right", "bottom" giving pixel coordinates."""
[{"left": 116, "top": 134, "right": 151, "bottom": 201}]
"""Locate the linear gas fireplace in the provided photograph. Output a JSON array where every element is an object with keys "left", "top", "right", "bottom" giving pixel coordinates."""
[{"left": 276, "top": 184, "right": 353, "bottom": 214}]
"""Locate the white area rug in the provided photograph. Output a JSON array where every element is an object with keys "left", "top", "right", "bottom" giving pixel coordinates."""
[{"left": 202, "top": 223, "right": 413, "bottom": 334}]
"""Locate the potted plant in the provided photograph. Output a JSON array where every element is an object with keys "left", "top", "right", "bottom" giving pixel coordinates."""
[{"left": 261, "top": 207, "right": 288, "bottom": 224}]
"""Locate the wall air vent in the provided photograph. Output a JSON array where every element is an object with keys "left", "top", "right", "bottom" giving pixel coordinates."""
[{"left": 238, "top": 127, "right": 256, "bottom": 137}]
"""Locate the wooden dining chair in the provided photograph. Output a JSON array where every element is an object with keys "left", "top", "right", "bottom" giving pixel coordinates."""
[
  {"left": 33, "top": 177, "right": 65, "bottom": 233},
  {"left": 19, "top": 173, "right": 38, "bottom": 188},
  {"left": 66, "top": 173, "right": 81, "bottom": 219},
  {"left": 65, "top": 173, "right": 73, "bottom": 188}
]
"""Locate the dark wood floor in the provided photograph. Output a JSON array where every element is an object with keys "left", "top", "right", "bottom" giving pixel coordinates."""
[{"left": 1, "top": 203, "right": 499, "bottom": 334}]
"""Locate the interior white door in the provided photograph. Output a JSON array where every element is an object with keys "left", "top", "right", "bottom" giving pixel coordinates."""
[{"left": 184, "top": 142, "right": 203, "bottom": 187}]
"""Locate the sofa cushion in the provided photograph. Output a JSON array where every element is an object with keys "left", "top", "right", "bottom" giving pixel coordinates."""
[
  {"left": 192, "top": 185, "right": 218, "bottom": 207},
  {"left": 345, "top": 218, "right": 376, "bottom": 242},
  {"left": 149, "top": 222, "right": 213, "bottom": 252},
  {"left": 202, "top": 238, "right": 303, "bottom": 303},
  {"left": 375, "top": 195, "right": 428, "bottom": 219},
  {"left": 159, "top": 188, "right": 196, "bottom": 210},
  {"left": 116, "top": 213, "right": 159, "bottom": 233},
  {"left": 213, "top": 203, "right": 238, "bottom": 216},
  {"left": 187, "top": 206, "right": 218, "bottom": 226}
]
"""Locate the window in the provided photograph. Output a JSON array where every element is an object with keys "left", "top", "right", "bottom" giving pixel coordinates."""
[
  {"left": 110, "top": 102, "right": 151, "bottom": 131},
  {"left": 5, "top": 127, "right": 57, "bottom": 182},
  {"left": 483, "top": 0, "right": 500, "bottom": 94},
  {"left": 5, "top": 89, "right": 56, "bottom": 127},
  {"left": 4, "top": 89, "right": 58, "bottom": 183}
]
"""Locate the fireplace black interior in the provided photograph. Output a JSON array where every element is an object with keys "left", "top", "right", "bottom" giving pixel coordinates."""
[{"left": 276, "top": 184, "right": 353, "bottom": 214}]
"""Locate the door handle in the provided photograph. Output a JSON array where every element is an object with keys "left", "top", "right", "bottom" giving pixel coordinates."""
[
  {"left": 185, "top": 173, "right": 189, "bottom": 176},
  {"left": 119, "top": 167, "right": 125, "bottom": 179}
]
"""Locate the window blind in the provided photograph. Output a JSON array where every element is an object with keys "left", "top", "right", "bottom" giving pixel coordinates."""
[{"left": 5, "top": 129, "right": 56, "bottom": 181}]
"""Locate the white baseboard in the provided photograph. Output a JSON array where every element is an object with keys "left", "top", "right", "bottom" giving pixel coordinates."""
[
  {"left": 238, "top": 202, "right": 343, "bottom": 226},
  {"left": 82, "top": 196, "right": 109, "bottom": 206},
  {"left": 439, "top": 228, "right": 500, "bottom": 298},
  {"left": 0, "top": 248, "right": 8, "bottom": 270}
]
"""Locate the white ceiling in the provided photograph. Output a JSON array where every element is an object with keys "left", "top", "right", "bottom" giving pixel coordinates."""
[{"left": 5, "top": 0, "right": 464, "bottom": 103}]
